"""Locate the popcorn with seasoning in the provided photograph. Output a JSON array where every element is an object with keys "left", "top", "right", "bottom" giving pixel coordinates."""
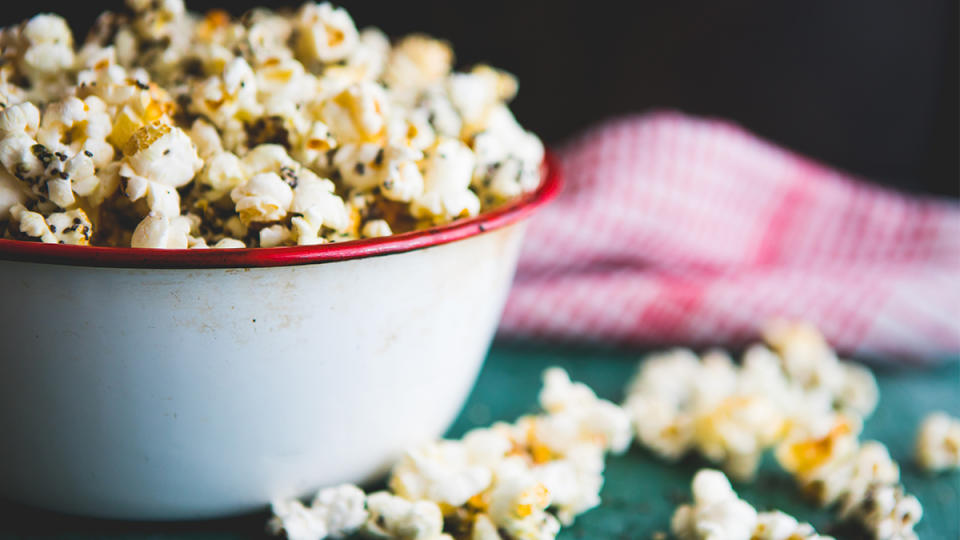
[
  {"left": 8, "top": 204, "right": 92, "bottom": 245},
  {"left": 120, "top": 120, "right": 203, "bottom": 215},
  {"left": 0, "top": 0, "right": 544, "bottom": 249}
]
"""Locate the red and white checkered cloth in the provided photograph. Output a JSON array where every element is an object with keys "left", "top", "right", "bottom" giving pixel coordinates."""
[{"left": 499, "top": 112, "right": 960, "bottom": 361}]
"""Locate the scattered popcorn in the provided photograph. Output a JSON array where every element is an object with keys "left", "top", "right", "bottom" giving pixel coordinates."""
[
  {"left": 671, "top": 469, "right": 833, "bottom": 540},
  {"left": 0, "top": 1, "right": 544, "bottom": 248},
  {"left": 623, "top": 323, "right": 878, "bottom": 481},
  {"left": 844, "top": 484, "right": 922, "bottom": 540},
  {"left": 271, "top": 368, "right": 628, "bottom": 540},
  {"left": 268, "top": 484, "right": 368, "bottom": 540},
  {"left": 627, "top": 322, "right": 924, "bottom": 539},
  {"left": 771, "top": 365, "right": 923, "bottom": 538},
  {"left": 915, "top": 411, "right": 960, "bottom": 473}
]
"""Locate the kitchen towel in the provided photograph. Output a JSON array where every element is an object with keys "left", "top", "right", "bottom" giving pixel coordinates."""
[{"left": 500, "top": 112, "right": 960, "bottom": 361}]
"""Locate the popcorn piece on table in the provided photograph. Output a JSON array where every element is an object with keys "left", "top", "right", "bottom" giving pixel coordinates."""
[
  {"left": 363, "top": 491, "right": 451, "bottom": 540},
  {"left": 915, "top": 411, "right": 960, "bottom": 473},
  {"left": 268, "top": 484, "right": 369, "bottom": 540},
  {"left": 776, "top": 415, "right": 922, "bottom": 539},
  {"left": 763, "top": 321, "right": 879, "bottom": 419},
  {"left": 670, "top": 469, "right": 833, "bottom": 540}
]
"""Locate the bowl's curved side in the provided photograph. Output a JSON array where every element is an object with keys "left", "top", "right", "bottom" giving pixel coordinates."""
[
  {"left": 0, "top": 222, "right": 527, "bottom": 519},
  {"left": 0, "top": 153, "right": 562, "bottom": 269}
]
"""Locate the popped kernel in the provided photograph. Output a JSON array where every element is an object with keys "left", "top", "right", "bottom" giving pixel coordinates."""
[{"left": 915, "top": 411, "right": 960, "bottom": 473}]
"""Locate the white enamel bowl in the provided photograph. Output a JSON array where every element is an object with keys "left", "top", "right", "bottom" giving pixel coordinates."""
[{"left": 0, "top": 156, "right": 560, "bottom": 520}]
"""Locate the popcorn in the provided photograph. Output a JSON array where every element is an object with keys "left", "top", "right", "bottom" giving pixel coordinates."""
[
  {"left": 390, "top": 440, "right": 494, "bottom": 507},
  {"left": 294, "top": 3, "right": 359, "bottom": 65},
  {"left": 752, "top": 511, "right": 827, "bottom": 540},
  {"left": 692, "top": 393, "right": 785, "bottom": 482},
  {"left": 623, "top": 323, "right": 879, "bottom": 482},
  {"left": 0, "top": 170, "right": 27, "bottom": 220},
  {"left": 486, "top": 458, "right": 560, "bottom": 540},
  {"left": 471, "top": 106, "right": 544, "bottom": 202},
  {"left": 15, "top": 14, "right": 75, "bottom": 93},
  {"left": 197, "top": 150, "right": 246, "bottom": 200},
  {"left": 762, "top": 321, "right": 879, "bottom": 419},
  {"left": 9, "top": 204, "right": 92, "bottom": 245},
  {"left": 671, "top": 469, "right": 833, "bottom": 540},
  {"left": 362, "top": 491, "right": 450, "bottom": 540},
  {"left": 623, "top": 394, "right": 694, "bottom": 461},
  {"left": 189, "top": 57, "right": 262, "bottom": 133},
  {"left": 322, "top": 27, "right": 390, "bottom": 87},
  {"left": 536, "top": 367, "right": 632, "bottom": 454},
  {"left": 269, "top": 367, "right": 628, "bottom": 540},
  {"left": 268, "top": 485, "right": 371, "bottom": 540},
  {"left": 130, "top": 212, "right": 192, "bottom": 248},
  {"left": 213, "top": 237, "right": 245, "bottom": 248},
  {"left": 0, "top": 1, "right": 543, "bottom": 248},
  {"left": 529, "top": 444, "right": 605, "bottom": 525},
  {"left": 448, "top": 66, "right": 517, "bottom": 133},
  {"left": 670, "top": 469, "right": 759, "bottom": 540},
  {"left": 412, "top": 138, "right": 480, "bottom": 222},
  {"left": 259, "top": 223, "right": 293, "bottom": 247},
  {"left": 915, "top": 411, "right": 960, "bottom": 473},
  {"left": 268, "top": 499, "right": 329, "bottom": 540},
  {"left": 845, "top": 484, "right": 922, "bottom": 540},
  {"left": 231, "top": 172, "right": 294, "bottom": 224},
  {"left": 361, "top": 219, "right": 392, "bottom": 238},
  {"left": 775, "top": 414, "right": 863, "bottom": 504},
  {"left": 118, "top": 121, "right": 201, "bottom": 217},
  {"left": 384, "top": 35, "right": 453, "bottom": 101},
  {"left": 290, "top": 172, "right": 349, "bottom": 245},
  {"left": 0, "top": 102, "right": 95, "bottom": 208},
  {"left": 775, "top": 405, "right": 923, "bottom": 538},
  {"left": 37, "top": 95, "right": 114, "bottom": 168},
  {"left": 292, "top": 120, "right": 337, "bottom": 171},
  {"left": 322, "top": 82, "right": 390, "bottom": 143}
]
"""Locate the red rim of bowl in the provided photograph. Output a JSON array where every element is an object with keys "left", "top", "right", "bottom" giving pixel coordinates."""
[{"left": 0, "top": 151, "right": 562, "bottom": 269}]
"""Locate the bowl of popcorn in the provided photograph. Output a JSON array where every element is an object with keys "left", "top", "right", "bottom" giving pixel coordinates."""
[{"left": 0, "top": 0, "right": 559, "bottom": 520}]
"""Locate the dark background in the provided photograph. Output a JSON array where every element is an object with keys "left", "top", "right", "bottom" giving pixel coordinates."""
[{"left": 7, "top": 1, "right": 958, "bottom": 197}]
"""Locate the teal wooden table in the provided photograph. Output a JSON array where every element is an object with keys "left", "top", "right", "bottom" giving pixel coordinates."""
[{"left": 2, "top": 342, "right": 958, "bottom": 539}]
